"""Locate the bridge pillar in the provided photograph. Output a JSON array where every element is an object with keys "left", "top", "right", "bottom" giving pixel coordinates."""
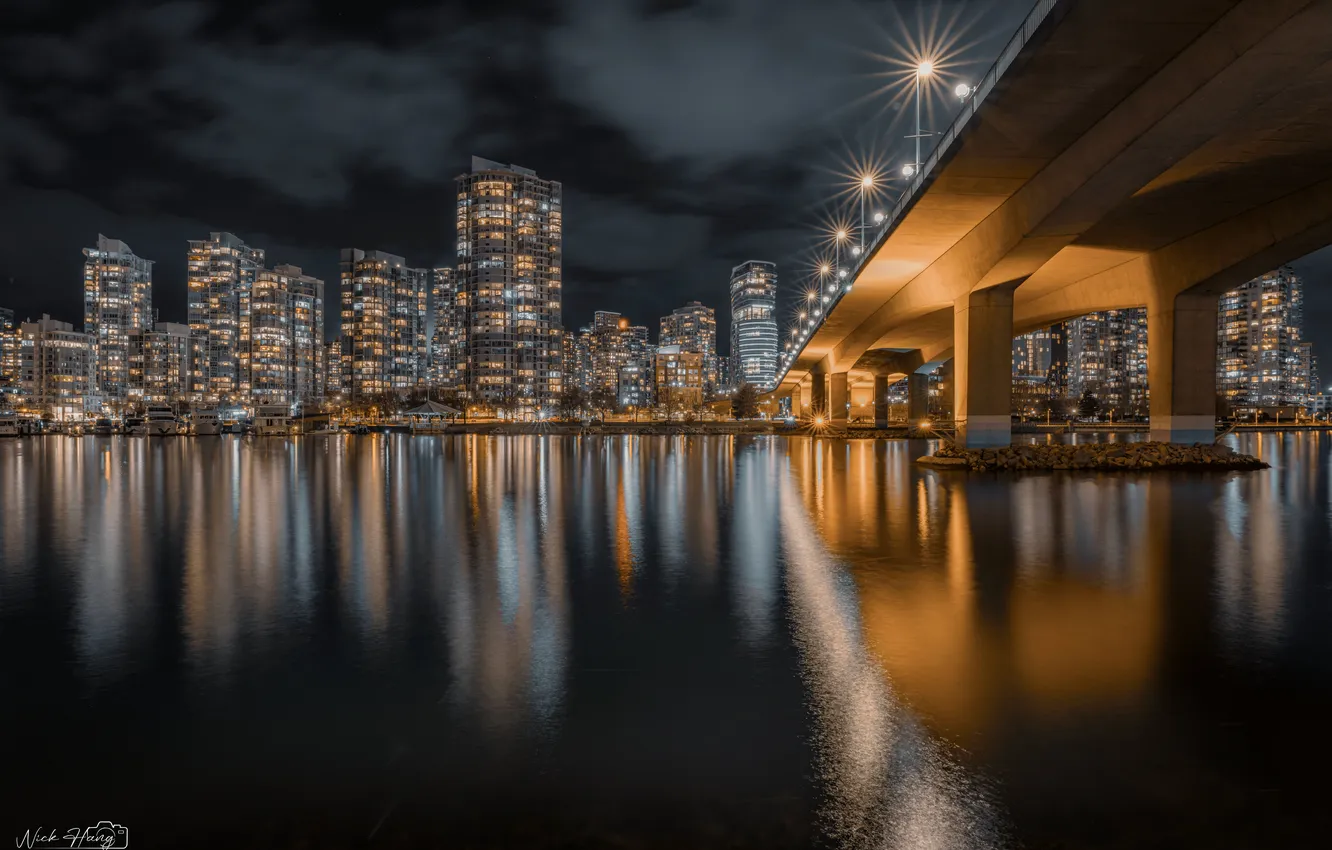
[
  {"left": 1149, "top": 290, "right": 1218, "bottom": 444},
  {"left": 830, "top": 373, "right": 850, "bottom": 423},
  {"left": 789, "top": 385, "right": 803, "bottom": 419},
  {"left": 955, "top": 287, "right": 1015, "bottom": 448},
  {"left": 907, "top": 373, "right": 929, "bottom": 424},
  {"left": 810, "top": 374, "right": 828, "bottom": 419},
  {"left": 873, "top": 376, "right": 890, "bottom": 428}
]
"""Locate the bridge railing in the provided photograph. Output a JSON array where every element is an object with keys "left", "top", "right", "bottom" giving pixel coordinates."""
[{"left": 777, "top": 0, "right": 1061, "bottom": 385}]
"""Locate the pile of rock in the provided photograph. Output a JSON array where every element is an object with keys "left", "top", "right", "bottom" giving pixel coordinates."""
[{"left": 917, "top": 441, "right": 1267, "bottom": 472}]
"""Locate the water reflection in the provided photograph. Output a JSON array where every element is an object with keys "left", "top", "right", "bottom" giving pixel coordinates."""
[{"left": 2, "top": 432, "right": 1331, "bottom": 847}]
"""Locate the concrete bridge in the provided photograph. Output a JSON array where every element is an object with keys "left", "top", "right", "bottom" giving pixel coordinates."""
[{"left": 775, "top": 0, "right": 1332, "bottom": 446}]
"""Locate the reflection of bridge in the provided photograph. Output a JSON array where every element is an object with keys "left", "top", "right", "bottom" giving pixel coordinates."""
[{"left": 774, "top": 0, "right": 1332, "bottom": 446}]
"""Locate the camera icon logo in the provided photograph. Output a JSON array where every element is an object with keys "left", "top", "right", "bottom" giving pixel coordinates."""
[{"left": 88, "top": 821, "right": 129, "bottom": 849}]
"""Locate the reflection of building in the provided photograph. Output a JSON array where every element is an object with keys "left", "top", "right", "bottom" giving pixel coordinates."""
[
  {"left": 188, "top": 232, "right": 264, "bottom": 403},
  {"left": 1218, "top": 267, "right": 1315, "bottom": 411},
  {"left": 1067, "top": 308, "right": 1148, "bottom": 416},
  {"left": 729, "top": 261, "right": 777, "bottom": 391},
  {"left": 430, "top": 267, "right": 463, "bottom": 394},
  {"left": 20, "top": 315, "right": 96, "bottom": 419},
  {"left": 129, "top": 322, "right": 191, "bottom": 404},
  {"left": 339, "top": 248, "right": 428, "bottom": 402},
  {"left": 655, "top": 345, "right": 703, "bottom": 410},
  {"left": 455, "top": 157, "right": 563, "bottom": 411},
  {"left": 83, "top": 235, "right": 153, "bottom": 406},
  {"left": 660, "top": 301, "right": 718, "bottom": 395}
]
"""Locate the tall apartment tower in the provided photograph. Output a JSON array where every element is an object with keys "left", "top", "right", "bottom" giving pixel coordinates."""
[
  {"left": 187, "top": 232, "right": 264, "bottom": 402},
  {"left": 455, "top": 156, "right": 563, "bottom": 412},
  {"left": 251, "top": 264, "right": 325, "bottom": 404},
  {"left": 659, "top": 301, "right": 718, "bottom": 395},
  {"left": 0, "top": 306, "right": 17, "bottom": 393},
  {"left": 340, "top": 249, "right": 427, "bottom": 402},
  {"left": 1217, "top": 267, "right": 1314, "bottom": 410},
  {"left": 1067, "top": 308, "right": 1148, "bottom": 416},
  {"left": 20, "top": 315, "right": 96, "bottom": 420},
  {"left": 83, "top": 235, "right": 153, "bottom": 406},
  {"left": 728, "top": 260, "right": 778, "bottom": 391},
  {"left": 430, "top": 267, "right": 464, "bottom": 394},
  {"left": 129, "top": 322, "right": 191, "bottom": 404}
]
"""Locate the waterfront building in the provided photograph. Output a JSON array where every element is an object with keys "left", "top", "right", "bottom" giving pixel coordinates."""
[
  {"left": 339, "top": 248, "right": 428, "bottom": 403},
  {"left": 0, "top": 306, "right": 17, "bottom": 394},
  {"left": 659, "top": 301, "right": 718, "bottom": 395},
  {"left": 129, "top": 322, "right": 191, "bottom": 405},
  {"left": 19, "top": 315, "right": 96, "bottom": 420},
  {"left": 187, "top": 232, "right": 264, "bottom": 403},
  {"left": 251, "top": 264, "right": 325, "bottom": 405},
  {"left": 1067, "top": 308, "right": 1148, "bottom": 417},
  {"left": 560, "top": 331, "right": 582, "bottom": 394},
  {"left": 617, "top": 360, "right": 654, "bottom": 411},
  {"left": 728, "top": 260, "right": 778, "bottom": 391},
  {"left": 430, "top": 267, "right": 464, "bottom": 394},
  {"left": 578, "top": 311, "right": 652, "bottom": 397},
  {"left": 655, "top": 345, "right": 704, "bottom": 411},
  {"left": 1012, "top": 329, "right": 1051, "bottom": 378},
  {"left": 1218, "top": 267, "right": 1315, "bottom": 411},
  {"left": 1046, "top": 322, "right": 1069, "bottom": 404},
  {"left": 325, "top": 339, "right": 344, "bottom": 399},
  {"left": 455, "top": 157, "right": 563, "bottom": 412},
  {"left": 83, "top": 235, "right": 153, "bottom": 406}
]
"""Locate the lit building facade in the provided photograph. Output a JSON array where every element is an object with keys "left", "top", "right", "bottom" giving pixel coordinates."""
[
  {"left": 0, "top": 306, "right": 17, "bottom": 399},
  {"left": 129, "top": 322, "right": 191, "bottom": 405},
  {"left": 83, "top": 234, "right": 153, "bottom": 406},
  {"left": 1217, "top": 267, "right": 1315, "bottom": 410},
  {"left": 455, "top": 157, "right": 563, "bottom": 412},
  {"left": 1012, "top": 329, "right": 1051, "bottom": 378},
  {"left": 251, "top": 264, "right": 325, "bottom": 404},
  {"left": 1067, "top": 308, "right": 1148, "bottom": 416},
  {"left": 325, "top": 339, "right": 344, "bottom": 399},
  {"left": 659, "top": 301, "right": 718, "bottom": 395},
  {"left": 655, "top": 345, "right": 704, "bottom": 411},
  {"left": 430, "top": 267, "right": 464, "bottom": 393},
  {"left": 187, "top": 232, "right": 264, "bottom": 402},
  {"left": 19, "top": 315, "right": 96, "bottom": 420},
  {"left": 339, "top": 248, "right": 427, "bottom": 403},
  {"left": 728, "top": 260, "right": 778, "bottom": 391}
]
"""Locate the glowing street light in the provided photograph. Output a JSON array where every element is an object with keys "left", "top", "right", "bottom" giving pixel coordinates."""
[
  {"left": 901, "top": 163, "right": 916, "bottom": 178},
  {"left": 806, "top": 290, "right": 817, "bottom": 302},
  {"left": 873, "top": 211, "right": 885, "bottom": 224},
  {"left": 910, "top": 60, "right": 935, "bottom": 175},
  {"left": 857, "top": 172, "right": 876, "bottom": 251},
  {"left": 955, "top": 82, "right": 973, "bottom": 100}
]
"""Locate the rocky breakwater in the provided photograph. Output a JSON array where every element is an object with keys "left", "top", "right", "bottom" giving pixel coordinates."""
[{"left": 917, "top": 441, "right": 1267, "bottom": 472}]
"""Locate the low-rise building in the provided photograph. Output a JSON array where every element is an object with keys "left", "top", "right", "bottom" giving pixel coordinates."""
[{"left": 655, "top": 345, "right": 703, "bottom": 412}]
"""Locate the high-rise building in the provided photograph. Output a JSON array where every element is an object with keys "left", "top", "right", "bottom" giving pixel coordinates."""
[
  {"left": 325, "top": 339, "right": 344, "bottom": 399},
  {"left": 1047, "top": 322, "right": 1069, "bottom": 403},
  {"left": 0, "top": 306, "right": 17, "bottom": 394},
  {"left": 455, "top": 156, "right": 563, "bottom": 412},
  {"left": 129, "top": 322, "right": 191, "bottom": 405},
  {"left": 188, "top": 232, "right": 264, "bottom": 402},
  {"left": 430, "top": 267, "right": 464, "bottom": 394},
  {"left": 1012, "top": 329, "right": 1051, "bottom": 377},
  {"left": 251, "top": 264, "right": 325, "bottom": 404},
  {"left": 20, "top": 315, "right": 96, "bottom": 420},
  {"left": 659, "top": 301, "right": 718, "bottom": 395},
  {"left": 655, "top": 345, "right": 704, "bottom": 411},
  {"left": 560, "top": 331, "right": 582, "bottom": 395},
  {"left": 83, "top": 235, "right": 153, "bottom": 406},
  {"left": 339, "top": 248, "right": 428, "bottom": 403},
  {"left": 1218, "top": 267, "right": 1315, "bottom": 410},
  {"left": 728, "top": 260, "right": 778, "bottom": 391},
  {"left": 578, "top": 311, "right": 653, "bottom": 401},
  {"left": 1067, "top": 308, "right": 1148, "bottom": 416}
]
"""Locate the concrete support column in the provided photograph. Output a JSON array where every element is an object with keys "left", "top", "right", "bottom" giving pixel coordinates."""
[
  {"left": 907, "top": 373, "right": 929, "bottom": 424},
  {"left": 954, "top": 287, "right": 1015, "bottom": 448},
  {"left": 874, "top": 376, "right": 890, "bottom": 428},
  {"left": 789, "top": 385, "right": 802, "bottom": 419},
  {"left": 1148, "top": 289, "right": 1219, "bottom": 443},
  {"left": 830, "top": 372, "right": 850, "bottom": 423},
  {"left": 810, "top": 374, "right": 828, "bottom": 418}
]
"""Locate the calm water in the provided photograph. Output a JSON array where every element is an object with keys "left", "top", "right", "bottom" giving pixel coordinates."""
[{"left": 3, "top": 433, "right": 1331, "bottom": 849}]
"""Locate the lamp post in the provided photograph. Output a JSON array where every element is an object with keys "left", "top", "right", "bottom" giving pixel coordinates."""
[
  {"left": 858, "top": 174, "right": 874, "bottom": 252},
  {"left": 911, "top": 61, "right": 933, "bottom": 174}
]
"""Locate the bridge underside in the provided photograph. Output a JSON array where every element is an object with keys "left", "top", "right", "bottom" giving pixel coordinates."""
[{"left": 778, "top": 0, "right": 1332, "bottom": 446}]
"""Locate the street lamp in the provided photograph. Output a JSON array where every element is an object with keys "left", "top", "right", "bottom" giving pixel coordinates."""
[
  {"left": 901, "top": 163, "right": 916, "bottom": 178},
  {"left": 873, "top": 211, "right": 885, "bottom": 224},
  {"left": 858, "top": 173, "right": 875, "bottom": 251},
  {"left": 911, "top": 61, "right": 934, "bottom": 174},
  {"left": 955, "top": 82, "right": 973, "bottom": 100}
]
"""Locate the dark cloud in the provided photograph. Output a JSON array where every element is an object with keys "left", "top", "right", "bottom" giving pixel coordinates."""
[{"left": 5, "top": 0, "right": 1325, "bottom": 365}]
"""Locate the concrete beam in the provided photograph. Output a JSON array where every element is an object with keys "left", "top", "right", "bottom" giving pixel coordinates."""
[{"left": 954, "top": 287, "right": 1015, "bottom": 448}]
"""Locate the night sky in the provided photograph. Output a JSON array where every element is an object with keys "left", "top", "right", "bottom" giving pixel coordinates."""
[{"left": 1, "top": 0, "right": 1330, "bottom": 376}]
